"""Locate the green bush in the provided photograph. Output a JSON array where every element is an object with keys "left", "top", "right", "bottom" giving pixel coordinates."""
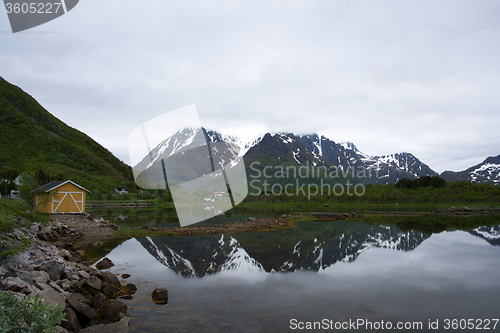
[
  {"left": 0, "top": 291, "right": 65, "bottom": 332},
  {"left": 0, "top": 210, "right": 15, "bottom": 232}
]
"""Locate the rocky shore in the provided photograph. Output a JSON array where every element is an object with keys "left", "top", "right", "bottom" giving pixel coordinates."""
[
  {"left": 130, "top": 216, "right": 295, "bottom": 236},
  {"left": 433, "top": 206, "right": 500, "bottom": 214},
  {"left": 0, "top": 214, "right": 135, "bottom": 332}
]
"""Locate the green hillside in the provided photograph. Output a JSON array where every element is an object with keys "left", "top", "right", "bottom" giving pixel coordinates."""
[{"left": 0, "top": 76, "right": 134, "bottom": 195}]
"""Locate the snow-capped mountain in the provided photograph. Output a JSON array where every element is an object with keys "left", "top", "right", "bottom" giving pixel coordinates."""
[
  {"left": 134, "top": 128, "right": 500, "bottom": 186},
  {"left": 137, "top": 235, "right": 263, "bottom": 278},
  {"left": 467, "top": 225, "right": 500, "bottom": 246},
  {"left": 242, "top": 132, "right": 437, "bottom": 184},
  {"left": 133, "top": 127, "right": 241, "bottom": 187},
  {"left": 244, "top": 133, "right": 329, "bottom": 167},
  {"left": 136, "top": 224, "right": 430, "bottom": 276},
  {"left": 295, "top": 134, "right": 438, "bottom": 184},
  {"left": 281, "top": 225, "right": 429, "bottom": 271},
  {"left": 441, "top": 155, "right": 500, "bottom": 185}
]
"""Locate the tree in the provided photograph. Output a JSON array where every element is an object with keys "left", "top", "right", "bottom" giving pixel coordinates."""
[{"left": 18, "top": 172, "right": 57, "bottom": 217}]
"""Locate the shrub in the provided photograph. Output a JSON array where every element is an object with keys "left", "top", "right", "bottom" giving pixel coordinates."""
[
  {"left": 0, "top": 291, "right": 65, "bottom": 333},
  {"left": 0, "top": 210, "right": 16, "bottom": 232}
]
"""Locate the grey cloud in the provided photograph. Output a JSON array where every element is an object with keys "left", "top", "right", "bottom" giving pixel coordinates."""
[{"left": 1, "top": 0, "right": 499, "bottom": 172}]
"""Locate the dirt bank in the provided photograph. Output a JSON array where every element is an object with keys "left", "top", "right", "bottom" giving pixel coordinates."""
[
  {"left": 48, "top": 213, "right": 119, "bottom": 249},
  {"left": 130, "top": 216, "right": 295, "bottom": 237}
]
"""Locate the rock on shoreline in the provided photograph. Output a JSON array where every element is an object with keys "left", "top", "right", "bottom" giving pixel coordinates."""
[{"left": 0, "top": 215, "right": 133, "bottom": 333}]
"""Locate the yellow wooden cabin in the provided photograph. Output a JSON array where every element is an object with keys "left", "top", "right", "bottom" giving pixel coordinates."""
[{"left": 36, "top": 180, "right": 90, "bottom": 214}]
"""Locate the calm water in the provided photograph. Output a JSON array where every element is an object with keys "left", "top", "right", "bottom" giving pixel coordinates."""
[{"left": 87, "top": 211, "right": 500, "bottom": 332}]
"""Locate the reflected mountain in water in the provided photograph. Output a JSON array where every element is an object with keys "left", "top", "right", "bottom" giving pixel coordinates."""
[
  {"left": 138, "top": 235, "right": 262, "bottom": 278},
  {"left": 468, "top": 225, "right": 500, "bottom": 246},
  {"left": 137, "top": 223, "right": 434, "bottom": 277}
]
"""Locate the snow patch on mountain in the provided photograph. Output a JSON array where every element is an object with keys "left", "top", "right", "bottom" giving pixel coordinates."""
[{"left": 470, "top": 163, "right": 500, "bottom": 184}]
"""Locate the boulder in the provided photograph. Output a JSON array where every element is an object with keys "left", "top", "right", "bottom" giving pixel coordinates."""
[
  {"left": 0, "top": 265, "right": 7, "bottom": 278},
  {"left": 34, "top": 288, "right": 66, "bottom": 308},
  {"left": 95, "top": 258, "right": 114, "bottom": 270},
  {"left": 59, "top": 280, "right": 72, "bottom": 292},
  {"left": 120, "top": 274, "right": 131, "bottom": 279},
  {"left": 119, "top": 295, "right": 133, "bottom": 300},
  {"left": 23, "top": 284, "right": 42, "bottom": 295},
  {"left": 41, "top": 227, "right": 58, "bottom": 242},
  {"left": 88, "top": 286, "right": 103, "bottom": 297},
  {"left": 85, "top": 276, "right": 102, "bottom": 291},
  {"left": 92, "top": 293, "right": 106, "bottom": 307},
  {"left": 49, "top": 281, "right": 66, "bottom": 294},
  {"left": 31, "top": 271, "right": 50, "bottom": 284},
  {"left": 73, "top": 292, "right": 92, "bottom": 306},
  {"left": 58, "top": 249, "right": 72, "bottom": 260},
  {"left": 120, "top": 283, "right": 137, "bottom": 296},
  {"left": 67, "top": 274, "right": 81, "bottom": 281},
  {"left": 62, "top": 307, "right": 82, "bottom": 333},
  {"left": 37, "top": 231, "right": 49, "bottom": 241},
  {"left": 101, "top": 271, "right": 120, "bottom": 287},
  {"left": 29, "top": 224, "right": 40, "bottom": 234},
  {"left": 35, "top": 282, "right": 52, "bottom": 291},
  {"left": 0, "top": 277, "right": 28, "bottom": 292},
  {"left": 101, "top": 282, "right": 120, "bottom": 299},
  {"left": 70, "top": 280, "right": 83, "bottom": 292},
  {"left": 36, "top": 261, "right": 62, "bottom": 281},
  {"left": 67, "top": 294, "right": 97, "bottom": 320},
  {"left": 80, "top": 316, "right": 130, "bottom": 333},
  {"left": 78, "top": 270, "right": 90, "bottom": 280},
  {"left": 52, "top": 230, "right": 60, "bottom": 239},
  {"left": 89, "top": 270, "right": 104, "bottom": 280},
  {"left": 98, "top": 300, "right": 128, "bottom": 322},
  {"left": 151, "top": 288, "right": 168, "bottom": 304}
]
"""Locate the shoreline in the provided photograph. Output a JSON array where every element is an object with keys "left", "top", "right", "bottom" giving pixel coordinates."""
[
  {"left": 0, "top": 214, "right": 136, "bottom": 332},
  {"left": 2, "top": 206, "right": 499, "bottom": 331},
  {"left": 111, "top": 206, "right": 500, "bottom": 238}
]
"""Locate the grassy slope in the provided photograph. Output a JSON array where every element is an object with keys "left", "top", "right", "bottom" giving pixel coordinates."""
[{"left": 0, "top": 77, "right": 134, "bottom": 190}]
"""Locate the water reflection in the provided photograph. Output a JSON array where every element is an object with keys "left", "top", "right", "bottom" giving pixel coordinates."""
[
  {"left": 95, "top": 219, "right": 500, "bottom": 332},
  {"left": 136, "top": 222, "right": 500, "bottom": 278},
  {"left": 137, "top": 223, "right": 433, "bottom": 277}
]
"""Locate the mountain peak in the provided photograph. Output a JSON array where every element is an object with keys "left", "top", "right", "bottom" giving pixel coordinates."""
[
  {"left": 441, "top": 154, "right": 500, "bottom": 185},
  {"left": 340, "top": 142, "right": 359, "bottom": 152}
]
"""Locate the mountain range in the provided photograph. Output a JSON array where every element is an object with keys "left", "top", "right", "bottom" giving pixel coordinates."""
[
  {"left": 1, "top": 76, "right": 498, "bottom": 188},
  {"left": 441, "top": 155, "right": 500, "bottom": 185},
  {"left": 136, "top": 224, "right": 500, "bottom": 277},
  {"left": 136, "top": 127, "right": 500, "bottom": 186}
]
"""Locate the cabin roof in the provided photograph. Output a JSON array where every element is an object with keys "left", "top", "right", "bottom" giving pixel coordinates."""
[{"left": 38, "top": 180, "right": 90, "bottom": 193}]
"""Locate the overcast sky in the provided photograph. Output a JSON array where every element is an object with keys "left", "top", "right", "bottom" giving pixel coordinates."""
[{"left": 1, "top": 0, "right": 499, "bottom": 173}]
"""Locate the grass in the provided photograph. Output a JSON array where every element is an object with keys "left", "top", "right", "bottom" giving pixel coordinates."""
[
  {"left": 0, "top": 234, "right": 31, "bottom": 258},
  {"left": 0, "top": 199, "right": 52, "bottom": 224}
]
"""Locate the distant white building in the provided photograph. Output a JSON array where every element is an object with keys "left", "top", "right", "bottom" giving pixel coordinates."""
[
  {"left": 10, "top": 190, "right": 20, "bottom": 199},
  {"left": 115, "top": 187, "right": 128, "bottom": 195},
  {"left": 13, "top": 175, "right": 22, "bottom": 188},
  {"left": 213, "top": 191, "right": 225, "bottom": 199}
]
